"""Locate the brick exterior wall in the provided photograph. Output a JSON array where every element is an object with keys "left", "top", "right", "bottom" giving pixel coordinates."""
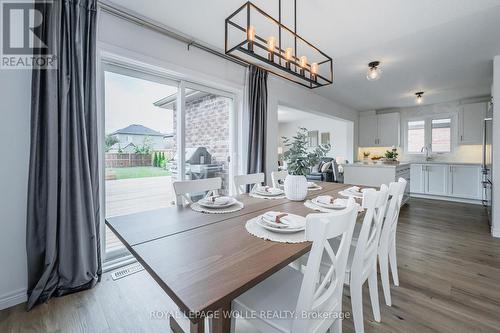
[{"left": 172, "top": 94, "right": 230, "bottom": 191}]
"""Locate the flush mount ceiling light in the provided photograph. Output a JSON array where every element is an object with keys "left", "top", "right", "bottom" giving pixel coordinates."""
[
  {"left": 225, "top": 0, "right": 333, "bottom": 89},
  {"left": 366, "top": 61, "right": 382, "bottom": 81},
  {"left": 415, "top": 91, "right": 424, "bottom": 104}
]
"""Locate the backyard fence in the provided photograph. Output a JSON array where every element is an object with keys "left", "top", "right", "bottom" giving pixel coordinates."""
[{"left": 106, "top": 153, "right": 152, "bottom": 168}]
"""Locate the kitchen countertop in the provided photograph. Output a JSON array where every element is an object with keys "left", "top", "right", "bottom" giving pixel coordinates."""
[
  {"left": 400, "top": 161, "right": 482, "bottom": 165},
  {"left": 346, "top": 161, "right": 482, "bottom": 168},
  {"left": 345, "top": 161, "right": 411, "bottom": 168}
]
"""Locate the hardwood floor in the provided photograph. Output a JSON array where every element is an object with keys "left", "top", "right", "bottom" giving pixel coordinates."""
[{"left": 1, "top": 198, "right": 499, "bottom": 333}]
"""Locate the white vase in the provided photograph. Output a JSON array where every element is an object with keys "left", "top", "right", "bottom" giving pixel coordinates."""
[{"left": 284, "top": 174, "right": 308, "bottom": 201}]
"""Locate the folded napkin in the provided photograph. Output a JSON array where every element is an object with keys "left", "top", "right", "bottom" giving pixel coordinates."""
[
  {"left": 263, "top": 211, "right": 289, "bottom": 224},
  {"left": 307, "top": 182, "right": 317, "bottom": 188},
  {"left": 255, "top": 186, "right": 282, "bottom": 195},
  {"left": 201, "top": 196, "right": 231, "bottom": 206},
  {"left": 346, "top": 186, "right": 360, "bottom": 193},
  {"left": 317, "top": 195, "right": 335, "bottom": 205}
]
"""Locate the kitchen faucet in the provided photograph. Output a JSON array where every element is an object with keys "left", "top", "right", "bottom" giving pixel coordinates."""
[{"left": 421, "top": 144, "right": 433, "bottom": 161}]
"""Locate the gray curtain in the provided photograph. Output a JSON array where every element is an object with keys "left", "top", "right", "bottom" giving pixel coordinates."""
[
  {"left": 246, "top": 66, "right": 268, "bottom": 179},
  {"left": 26, "top": 0, "right": 100, "bottom": 309}
]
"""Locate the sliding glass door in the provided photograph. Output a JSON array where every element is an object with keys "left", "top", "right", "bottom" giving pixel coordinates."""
[
  {"left": 103, "top": 65, "right": 179, "bottom": 258},
  {"left": 101, "top": 60, "right": 237, "bottom": 262}
]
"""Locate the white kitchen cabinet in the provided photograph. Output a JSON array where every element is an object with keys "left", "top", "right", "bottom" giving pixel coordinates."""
[
  {"left": 378, "top": 113, "right": 400, "bottom": 147},
  {"left": 359, "top": 112, "right": 400, "bottom": 147},
  {"left": 459, "top": 102, "right": 486, "bottom": 144},
  {"left": 410, "top": 164, "right": 425, "bottom": 194},
  {"left": 410, "top": 163, "right": 482, "bottom": 202},
  {"left": 449, "top": 165, "right": 482, "bottom": 199},
  {"left": 359, "top": 114, "right": 379, "bottom": 146},
  {"left": 425, "top": 164, "right": 448, "bottom": 196}
]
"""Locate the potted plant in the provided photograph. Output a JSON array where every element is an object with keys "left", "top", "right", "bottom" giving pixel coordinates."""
[
  {"left": 282, "top": 127, "right": 330, "bottom": 201},
  {"left": 384, "top": 146, "right": 399, "bottom": 162}
]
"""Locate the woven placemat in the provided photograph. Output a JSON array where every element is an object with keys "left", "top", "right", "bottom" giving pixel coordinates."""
[{"left": 249, "top": 192, "right": 286, "bottom": 200}]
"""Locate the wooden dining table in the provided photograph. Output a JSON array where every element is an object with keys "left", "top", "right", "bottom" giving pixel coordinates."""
[{"left": 106, "top": 182, "right": 356, "bottom": 333}]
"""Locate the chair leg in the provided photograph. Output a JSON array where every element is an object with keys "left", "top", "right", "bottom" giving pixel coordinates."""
[
  {"left": 378, "top": 253, "right": 392, "bottom": 306},
  {"left": 350, "top": 282, "right": 364, "bottom": 333},
  {"left": 389, "top": 239, "right": 399, "bottom": 287},
  {"left": 368, "top": 270, "right": 381, "bottom": 322}
]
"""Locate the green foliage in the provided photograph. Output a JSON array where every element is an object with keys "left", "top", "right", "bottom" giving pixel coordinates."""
[
  {"left": 105, "top": 134, "right": 119, "bottom": 152},
  {"left": 282, "top": 127, "right": 330, "bottom": 176},
  {"left": 153, "top": 152, "right": 159, "bottom": 167},
  {"left": 385, "top": 148, "right": 399, "bottom": 160},
  {"left": 134, "top": 136, "right": 153, "bottom": 155}
]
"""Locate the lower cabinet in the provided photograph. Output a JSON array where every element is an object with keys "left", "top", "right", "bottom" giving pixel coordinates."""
[
  {"left": 449, "top": 165, "right": 482, "bottom": 199},
  {"left": 426, "top": 164, "right": 448, "bottom": 196},
  {"left": 410, "top": 163, "right": 482, "bottom": 201}
]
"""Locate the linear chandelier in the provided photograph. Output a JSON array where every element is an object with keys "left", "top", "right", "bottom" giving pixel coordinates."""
[{"left": 225, "top": 1, "right": 333, "bottom": 89}]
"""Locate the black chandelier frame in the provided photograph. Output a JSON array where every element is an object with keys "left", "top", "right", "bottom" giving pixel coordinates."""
[{"left": 224, "top": 1, "right": 334, "bottom": 89}]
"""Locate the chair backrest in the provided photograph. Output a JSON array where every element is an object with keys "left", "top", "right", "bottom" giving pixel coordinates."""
[
  {"left": 350, "top": 185, "right": 390, "bottom": 282},
  {"left": 172, "top": 177, "right": 222, "bottom": 206},
  {"left": 379, "top": 178, "right": 407, "bottom": 250},
  {"left": 271, "top": 170, "right": 288, "bottom": 188},
  {"left": 293, "top": 198, "right": 358, "bottom": 333},
  {"left": 233, "top": 173, "right": 265, "bottom": 195}
]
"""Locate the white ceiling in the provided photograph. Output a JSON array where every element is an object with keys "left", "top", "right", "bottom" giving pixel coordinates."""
[{"left": 109, "top": 0, "right": 500, "bottom": 111}]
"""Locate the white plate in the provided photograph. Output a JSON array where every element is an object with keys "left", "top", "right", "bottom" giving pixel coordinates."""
[
  {"left": 257, "top": 216, "right": 305, "bottom": 233},
  {"left": 312, "top": 197, "right": 347, "bottom": 210},
  {"left": 339, "top": 190, "right": 363, "bottom": 198},
  {"left": 198, "top": 196, "right": 237, "bottom": 209},
  {"left": 253, "top": 187, "right": 284, "bottom": 197}
]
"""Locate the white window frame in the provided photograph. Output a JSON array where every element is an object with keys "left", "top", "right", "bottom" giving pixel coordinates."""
[
  {"left": 403, "top": 112, "right": 456, "bottom": 155},
  {"left": 97, "top": 52, "right": 243, "bottom": 266}
]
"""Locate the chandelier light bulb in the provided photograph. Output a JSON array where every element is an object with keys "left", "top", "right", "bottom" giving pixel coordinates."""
[
  {"left": 415, "top": 92, "right": 424, "bottom": 104},
  {"left": 366, "top": 61, "right": 381, "bottom": 81}
]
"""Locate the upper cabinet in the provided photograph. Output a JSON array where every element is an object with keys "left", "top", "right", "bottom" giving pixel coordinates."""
[
  {"left": 359, "top": 114, "right": 379, "bottom": 146},
  {"left": 359, "top": 112, "right": 400, "bottom": 147},
  {"left": 458, "top": 102, "right": 487, "bottom": 145}
]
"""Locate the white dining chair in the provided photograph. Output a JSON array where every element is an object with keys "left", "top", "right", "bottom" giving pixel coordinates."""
[
  {"left": 233, "top": 173, "right": 265, "bottom": 195},
  {"left": 231, "top": 198, "right": 358, "bottom": 333},
  {"left": 378, "top": 178, "right": 407, "bottom": 306},
  {"left": 172, "top": 177, "right": 222, "bottom": 206},
  {"left": 320, "top": 186, "right": 389, "bottom": 333},
  {"left": 271, "top": 170, "right": 288, "bottom": 188}
]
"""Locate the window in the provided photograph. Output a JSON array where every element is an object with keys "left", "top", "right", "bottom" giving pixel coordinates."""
[
  {"left": 407, "top": 120, "right": 425, "bottom": 153},
  {"left": 431, "top": 118, "right": 451, "bottom": 153},
  {"left": 406, "top": 116, "right": 453, "bottom": 154}
]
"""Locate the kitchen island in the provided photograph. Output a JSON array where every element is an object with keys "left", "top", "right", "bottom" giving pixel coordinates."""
[{"left": 343, "top": 161, "right": 411, "bottom": 203}]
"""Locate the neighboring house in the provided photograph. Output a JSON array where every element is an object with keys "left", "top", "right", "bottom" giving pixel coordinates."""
[
  {"left": 108, "top": 124, "right": 172, "bottom": 151},
  {"left": 108, "top": 142, "right": 136, "bottom": 153}
]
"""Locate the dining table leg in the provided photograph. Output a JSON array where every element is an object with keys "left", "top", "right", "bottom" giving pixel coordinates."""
[{"left": 211, "top": 302, "right": 232, "bottom": 333}]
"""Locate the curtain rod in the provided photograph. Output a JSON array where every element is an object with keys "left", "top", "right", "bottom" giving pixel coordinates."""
[{"left": 97, "top": 1, "right": 248, "bottom": 68}]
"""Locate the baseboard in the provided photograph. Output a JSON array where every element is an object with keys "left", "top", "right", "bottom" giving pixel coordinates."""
[
  {"left": 492, "top": 227, "right": 500, "bottom": 238},
  {"left": 0, "top": 288, "right": 27, "bottom": 310},
  {"left": 410, "top": 193, "right": 482, "bottom": 205}
]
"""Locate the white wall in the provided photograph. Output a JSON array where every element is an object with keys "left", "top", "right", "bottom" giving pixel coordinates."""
[
  {"left": 278, "top": 116, "right": 354, "bottom": 163},
  {"left": 492, "top": 55, "right": 500, "bottom": 237},
  {"left": 267, "top": 77, "right": 359, "bottom": 182},
  {"left": 0, "top": 69, "right": 31, "bottom": 309},
  {"left": 0, "top": 10, "right": 359, "bottom": 308}
]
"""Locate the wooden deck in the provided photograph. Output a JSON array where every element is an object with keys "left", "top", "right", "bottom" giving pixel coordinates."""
[{"left": 105, "top": 176, "right": 175, "bottom": 251}]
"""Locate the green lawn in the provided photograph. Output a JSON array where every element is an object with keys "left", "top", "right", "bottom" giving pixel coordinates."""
[{"left": 106, "top": 167, "right": 171, "bottom": 180}]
